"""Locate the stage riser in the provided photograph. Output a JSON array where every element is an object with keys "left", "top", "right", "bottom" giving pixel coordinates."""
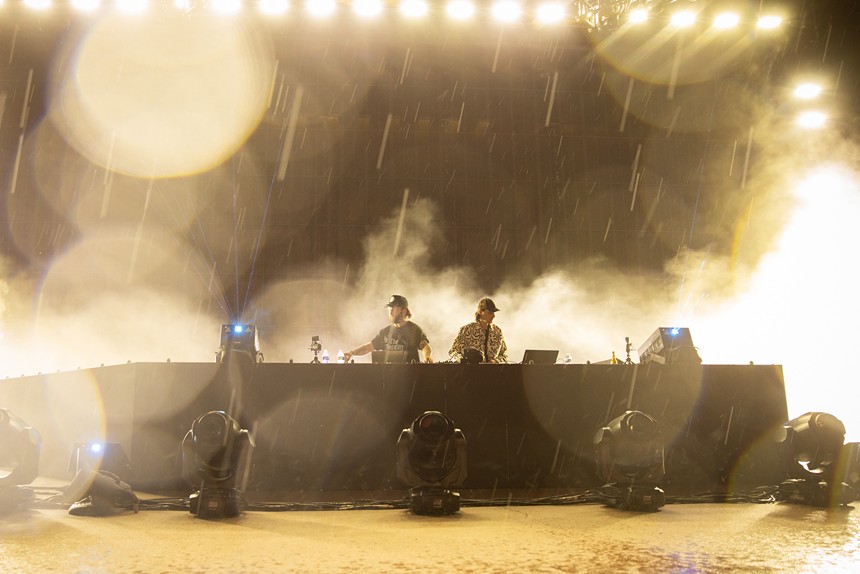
[{"left": 0, "top": 363, "right": 788, "bottom": 494}]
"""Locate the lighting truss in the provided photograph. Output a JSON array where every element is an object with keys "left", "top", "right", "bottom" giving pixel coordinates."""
[{"left": 3, "top": 0, "right": 670, "bottom": 31}]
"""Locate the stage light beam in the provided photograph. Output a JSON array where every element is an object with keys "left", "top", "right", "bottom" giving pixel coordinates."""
[
  {"left": 670, "top": 11, "right": 696, "bottom": 28},
  {"left": 628, "top": 8, "right": 648, "bottom": 24},
  {"left": 713, "top": 13, "right": 740, "bottom": 29},
  {"left": 491, "top": 0, "right": 522, "bottom": 23},
  {"left": 757, "top": 15, "right": 782, "bottom": 29},
  {"left": 306, "top": 0, "right": 336, "bottom": 17},
  {"left": 535, "top": 2, "right": 565, "bottom": 25},
  {"left": 353, "top": 0, "right": 383, "bottom": 18},
  {"left": 71, "top": 0, "right": 101, "bottom": 11},
  {"left": 211, "top": 0, "right": 242, "bottom": 14},
  {"left": 115, "top": 0, "right": 148, "bottom": 14},
  {"left": 794, "top": 83, "right": 823, "bottom": 100},
  {"left": 446, "top": 0, "right": 475, "bottom": 21},
  {"left": 399, "top": 0, "right": 428, "bottom": 19},
  {"left": 796, "top": 110, "right": 827, "bottom": 129},
  {"left": 258, "top": 0, "right": 289, "bottom": 15}
]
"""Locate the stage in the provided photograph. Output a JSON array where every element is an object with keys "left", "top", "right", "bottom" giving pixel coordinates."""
[
  {"left": 2, "top": 500, "right": 858, "bottom": 573},
  {"left": 2, "top": 361, "right": 790, "bottom": 496}
]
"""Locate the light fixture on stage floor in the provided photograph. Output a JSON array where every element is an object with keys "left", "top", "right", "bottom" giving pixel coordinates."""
[
  {"left": 0, "top": 409, "right": 41, "bottom": 514},
  {"left": 839, "top": 442, "right": 860, "bottom": 495},
  {"left": 637, "top": 327, "right": 701, "bottom": 365},
  {"left": 775, "top": 412, "right": 858, "bottom": 506},
  {"left": 0, "top": 409, "right": 41, "bottom": 487},
  {"left": 594, "top": 410, "right": 666, "bottom": 511},
  {"left": 181, "top": 410, "right": 254, "bottom": 519},
  {"left": 396, "top": 411, "right": 467, "bottom": 515},
  {"left": 216, "top": 324, "right": 263, "bottom": 363},
  {"left": 68, "top": 442, "right": 132, "bottom": 482}
]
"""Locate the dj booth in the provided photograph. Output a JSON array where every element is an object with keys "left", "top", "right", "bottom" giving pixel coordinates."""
[{"left": 1, "top": 361, "right": 789, "bottom": 495}]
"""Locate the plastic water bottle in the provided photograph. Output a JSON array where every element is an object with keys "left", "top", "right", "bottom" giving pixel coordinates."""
[
  {"left": 336, "top": 350, "right": 345, "bottom": 364},
  {"left": 322, "top": 349, "right": 330, "bottom": 364}
]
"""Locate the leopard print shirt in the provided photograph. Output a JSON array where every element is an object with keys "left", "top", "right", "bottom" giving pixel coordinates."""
[{"left": 449, "top": 321, "right": 508, "bottom": 363}]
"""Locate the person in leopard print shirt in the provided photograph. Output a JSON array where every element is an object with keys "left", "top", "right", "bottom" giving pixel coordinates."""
[{"left": 448, "top": 297, "right": 508, "bottom": 364}]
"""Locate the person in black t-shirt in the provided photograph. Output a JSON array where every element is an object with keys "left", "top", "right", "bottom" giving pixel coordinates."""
[{"left": 344, "top": 294, "right": 433, "bottom": 364}]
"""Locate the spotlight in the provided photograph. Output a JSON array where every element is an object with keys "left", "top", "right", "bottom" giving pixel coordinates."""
[
  {"left": 0, "top": 410, "right": 40, "bottom": 514},
  {"left": 594, "top": 411, "right": 665, "bottom": 511},
  {"left": 181, "top": 411, "right": 255, "bottom": 519},
  {"left": 838, "top": 443, "right": 860, "bottom": 498},
  {"left": 0, "top": 409, "right": 41, "bottom": 487},
  {"left": 396, "top": 411, "right": 467, "bottom": 515},
  {"left": 217, "top": 323, "right": 263, "bottom": 363},
  {"left": 775, "top": 412, "right": 858, "bottom": 506},
  {"left": 68, "top": 442, "right": 132, "bottom": 482},
  {"left": 637, "top": 327, "right": 701, "bottom": 366}
]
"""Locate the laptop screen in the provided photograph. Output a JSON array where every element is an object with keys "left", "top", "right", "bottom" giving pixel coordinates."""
[
  {"left": 371, "top": 350, "right": 408, "bottom": 364},
  {"left": 521, "top": 350, "right": 559, "bottom": 364}
]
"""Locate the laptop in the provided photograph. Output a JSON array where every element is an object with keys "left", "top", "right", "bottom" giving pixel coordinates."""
[
  {"left": 371, "top": 350, "right": 408, "bottom": 364},
  {"left": 521, "top": 349, "right": 559, "bottom": 364}
]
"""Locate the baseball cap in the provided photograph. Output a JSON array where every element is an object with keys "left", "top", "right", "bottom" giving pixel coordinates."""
[
  {"left": 478, "top": 297, "right": 499, "bottom": 313},
  {"left": 387, "top": 294, "right": 409, "bottom": 308}
]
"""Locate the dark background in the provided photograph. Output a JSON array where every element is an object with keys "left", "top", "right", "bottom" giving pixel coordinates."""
[{"left": 3, "top": 0, "right": 857, "bottom": 317}]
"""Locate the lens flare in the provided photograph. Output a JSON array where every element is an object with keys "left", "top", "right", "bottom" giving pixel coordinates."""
[{"left": 49, "top": 12, "right": 274, "bottom": 179}]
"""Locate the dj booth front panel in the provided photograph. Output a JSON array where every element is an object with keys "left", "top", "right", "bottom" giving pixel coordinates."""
[{"left": 0, "top": 362, "right": 789, "bottom": 494}]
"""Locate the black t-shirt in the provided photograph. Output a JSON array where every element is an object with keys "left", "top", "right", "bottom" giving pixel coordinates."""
[{"left": 371, "top": 322, "right": 429, "bottom": 364}]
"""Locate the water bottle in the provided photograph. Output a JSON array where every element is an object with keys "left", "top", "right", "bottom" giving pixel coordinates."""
[
  {"left": 322, "top": 349, "right": 330, "bottom": 364},
  {"left": 564, "top": 353, "right": 573, "bottom": 364},
  {"left": 336, "top": 350, "right": 345, "bottom": 364}
]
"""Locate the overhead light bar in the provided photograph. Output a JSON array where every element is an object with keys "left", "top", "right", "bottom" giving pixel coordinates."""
[
  {"left": 211, "top": 0, "right": 242, "bottom": 14},
  {"left": 757, "top": 15, "right": 783, "bottom": 29},
  {"left": 258, "top": 0, "right": 289, "bottom": 15},
  {"left": 796, "top": 110, "right": 828, "bottom": 130},
  {"left": 794, "top": 83, "right": 823, "bottom": 100},
  {"left": 491, "top": 0, "right": 522, "bottom": 23},
  {"left": 399, "top": 0, "right": 428, "bottom": 19},
  {"left": 8, "top": 2, "right": 788, "bottom": 33},
  {"left": 353, "top": 0, "right": 383, "bottom": 18},
  {"left": 535, "top": 2, "right": 565, "bottom": 25},
  {"left": 713, "top": 12, "right": 740, "bottom": 29},
  {"left": 306, "top": 0, "right": 336, "bottom": 17},
  {"left": 670, "top": 10, "right": 696, "bottom": 28},
  {"left": 446, "top": 0, "right": 475, "bottom": 21},
  {"left": 70, "top": 0, "right": 101, "bottom": 11}
]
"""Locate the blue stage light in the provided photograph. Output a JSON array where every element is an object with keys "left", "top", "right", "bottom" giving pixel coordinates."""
[{"left": 217, "top": 324, "right": 263, "bottom": 363}]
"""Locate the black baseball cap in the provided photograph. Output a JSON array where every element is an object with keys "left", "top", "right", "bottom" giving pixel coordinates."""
[
  {"left": 478, "top": 297, "right": 499, "bottom": 313},
  {"left": 387, "top": 294, "right": 409, "bottom": 308}
]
